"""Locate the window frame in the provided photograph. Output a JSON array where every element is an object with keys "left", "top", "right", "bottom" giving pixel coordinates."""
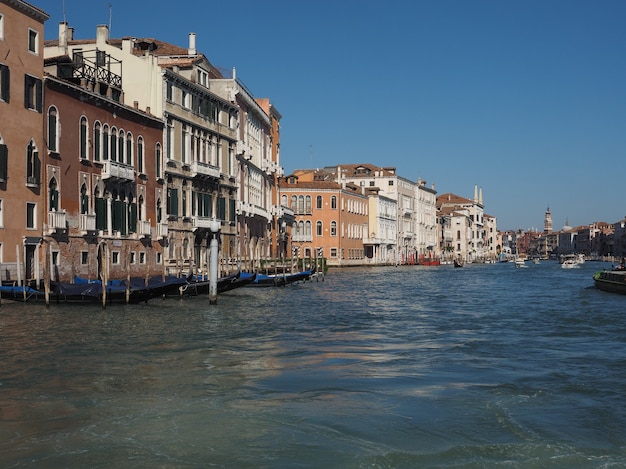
[
  {"left": 47, "top": 106, "right": 59, "bottom": 153},
  {"left": 26, "top": 202, "right": 37, "bottom": 229},
  {"left": 79, "top": 115, "right": 88, "bottom": 160},
  {"left": 28, "top": 28, "right": 38, "bottom": 54}
]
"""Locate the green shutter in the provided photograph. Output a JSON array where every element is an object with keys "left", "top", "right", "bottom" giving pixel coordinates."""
[
  {"left": 218, "top": 197, "right": 226, "bottom": 220},
  {"left": 96, "top": 198, "right": 106, "bottom": 230}
]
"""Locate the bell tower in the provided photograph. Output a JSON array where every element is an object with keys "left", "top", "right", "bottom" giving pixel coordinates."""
[{"left": 544, "top": 206, "right": 553, "bottom": 233}]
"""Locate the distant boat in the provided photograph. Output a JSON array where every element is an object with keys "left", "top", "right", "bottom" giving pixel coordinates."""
[
  {"left": 514, "top": 258, "right": 528, "bottom": 268},
  {"left": 251, "top": 267, "right": 316, "bottom": 287},
  {"left": 453, "top": 258, "right": 464, "bottom": 268},
  {"left": 182, "top": 271, "right": 256, "bottom": 295},
  {"left": 561, "top": 254, "right": 583, "bottom": 269}
]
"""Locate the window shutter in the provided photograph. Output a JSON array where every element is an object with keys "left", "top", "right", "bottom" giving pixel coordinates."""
[
  {"left": 24, "top": 76, "right": 30, "bottom": 108},
  {"left": 96, "top": 198, "right": 106, "bottom": 230},
  {"left": 35, "top": 80, "right": 42, "bottom": 112},
  {"left": 33, "top": 151, "right": 40, "bottom": 184},
  {"left": 129, "top": 203, "right": 137, "bottom": 232},
  {"left": 1, "top": 65, "right": 9, "bottom": 102},
  {"left": 229, "top": 198, "right": 235, "bottom": 222},
  {"left": 218, "top": 197, "right": 226, "bottom": 220},
  {"left": 0, "top": 144, "right": 7, "bottom": 181}
]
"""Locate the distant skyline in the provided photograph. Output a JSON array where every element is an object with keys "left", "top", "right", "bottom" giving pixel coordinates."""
[{"left": 41, "top": 0, "right": 626, "bottom": 230}]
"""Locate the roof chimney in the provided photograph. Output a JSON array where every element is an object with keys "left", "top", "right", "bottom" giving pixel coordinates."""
[
  {"left": 59, "top": 22, "right": 68, "bottom": 49},
  {"left": 96, "top": 24, "right": 109, "bottom": 46},
  {"left": 188, "top": 32, "right": 196, "bottom": 55}
]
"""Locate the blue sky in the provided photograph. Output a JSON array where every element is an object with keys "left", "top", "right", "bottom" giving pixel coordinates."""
[{"left": 42, "top": 0, "right": 626, "bottom": 230}]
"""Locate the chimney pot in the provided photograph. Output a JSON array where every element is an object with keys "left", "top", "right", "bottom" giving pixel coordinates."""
[{"left": 188, "top": 32, "right": 197, "bottom": 55}]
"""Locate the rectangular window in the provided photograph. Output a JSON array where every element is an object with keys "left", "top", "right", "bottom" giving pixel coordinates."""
[
  {"left": 26, "top": 143, "right": 40, "bottom": 185},
  {"left": 52, "top": 251, "right": 59, "bottom": 267},
  {"left": 0, "top": 13, "right": 4, "bottom": 40},
  {"left": 0, "top": 198, "right": 3, "bottom": 227},
  {"left": 156, "top": 252, "right": 162, "bottom": 264},
  {"left": 81, "top": 251, "right": 88, "bottom": 265},
  {"left": 0, "top": 63, "right": 9, "bottom": 102},
  {"left": 139, "top": 252, "right": 146, "bottom": 264},
  {"left": 130, "top": 251, "right": 136, "bottom": 264},
  {"left": 26, "top": 202, "right": 36, "bottom": 229},
  {"left": 28, "top": 29, "right": 38, "bottom": 54},
  {"left": 24, "top": 75, "right": 42, "bottom": 111},
  {"left": 167, "top": 188, "right": 179, "bottom": 216},
  {"left": 112, "top": 251, "right": 120, "bottom": 265}
]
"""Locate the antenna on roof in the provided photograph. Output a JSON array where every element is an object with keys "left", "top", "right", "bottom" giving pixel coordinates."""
[
  {"left": 62, "top": 0, "right": 67, "bottom": 23},
  {"left": 107, "top": 3, "right": 112, "bottom": 32}
]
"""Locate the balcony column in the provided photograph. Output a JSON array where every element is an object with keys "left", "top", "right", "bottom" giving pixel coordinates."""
[{"left": 107, "top": 197, "right": 113, "bottom": 235}]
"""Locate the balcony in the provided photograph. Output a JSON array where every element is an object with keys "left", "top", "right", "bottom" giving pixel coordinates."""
[
  {"left": 192, "top": 215, "right": 214, "bottom": 230},
  {"left": 102, "top": 160, "right": 134, "bottom": 181},
  {"left": 47, "top": 210, "right": 67, "bottom": 233},
  {"left": 237, "top": 201, "right": 269, "bottom": 219},
  {"left": 363, "top": 237, "right": 384, "bottom": 245},
  {"left": 292, "top": 234, "right": 312, "bottom": 242},
  {"left": 80, "top": 213, "right": 97, "bottom": 234},
  {"left": 190, "top": 161, "right": 220, "bottom": 179},
  {"left": 157, "top": 222, "right": 168, "bottom": 240},
  {"left": 137, "top": 220, "right": 152, "bottom": 237}
]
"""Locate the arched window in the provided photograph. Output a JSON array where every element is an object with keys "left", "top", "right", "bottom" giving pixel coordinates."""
[
  {"left": 331, "top": 196, "right": 337, "bottom": 209},
  {"left": 316, "top": 221, "right": 322, "bottom": 236},
  {"left": 80, "top": 116, "right": 88, "bottom": 159},
  {"left": 297, "top": 195, "right": 304, "bottom": 214},
  {"left": 109, "top": 126, "right": 117, "bottom": 161},
  {"left": 316, "top": 195, "right": 322, "bottom": 209},
  {"left": 94, "top": 122, "right": 101, "bottom": 161},
  {"left": 137, "top": 136, "right": 144, "bottom": 174},
  {"left": 49, "top": 177, "right": 59, "bottom": 211},
  {"left": 305, "top": 220, "right": 311, "bottom": 237},
  {"left": 281, "top": 194, "right": 287, "bottom": 206},
  {"left": 125, "top": 131, "right": 133, "bottom": 166},
  {"left": 290, "top": 195, "right": 297, "bottom": 212},
  {"left": 155, "top": 143, "right": 162, "bottom": 179},
  {"left": 117, "top": 130, "right": 125, "bottom": 164},
  {"left": 102, "top": 124, "right": 109, "bottom": 160},
  {"left": 47, "top": 106, "right": 58, "bottom": 153},
  {"left": 330, "top": 221, "right": 337, "bottom": 236},
  {"left": 80, "top": 183, "right": 89, "bottom": 214},
  {"left": 305, "top": 195, "right": 312, "bottom": 214},
  {"left": 156, "top": 197, "right": 162, "bottom": 223},
  {"left": 298, "top": 220, "right": 304, "bottom": 236}
]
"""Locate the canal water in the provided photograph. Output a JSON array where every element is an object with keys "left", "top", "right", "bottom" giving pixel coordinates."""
[{"left": 1, "top": 261, "right": 625, "bottom": 468}]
